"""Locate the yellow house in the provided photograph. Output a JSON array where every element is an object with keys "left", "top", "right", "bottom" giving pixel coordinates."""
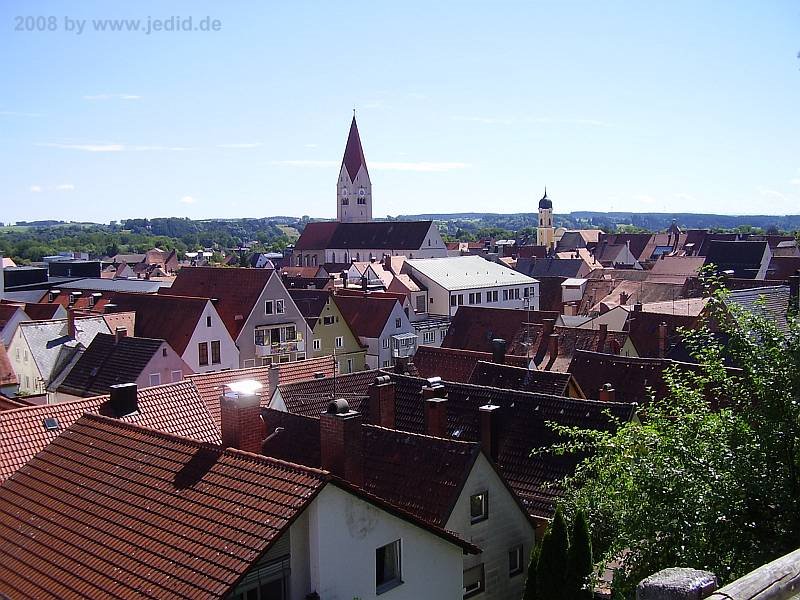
[{"left": 288, "top": 289, "right": 367, "bottom": 374}]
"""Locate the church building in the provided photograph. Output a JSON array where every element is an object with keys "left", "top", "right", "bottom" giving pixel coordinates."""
[
  {"left": 536, "top": 188, "right": 555, "bottom": 249},
  {"left": 337, "top": 116, "right": 372, "bottom": 223}
]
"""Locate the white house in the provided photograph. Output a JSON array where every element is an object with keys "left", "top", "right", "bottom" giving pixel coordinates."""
[{"left": 404, "top": 255, "right": 539, "bottom": 317}]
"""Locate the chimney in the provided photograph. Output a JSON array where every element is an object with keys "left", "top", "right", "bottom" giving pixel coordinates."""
[
  {"left": 114, "top": 326, "right": 127, "bottom": 344},
  {"left": 421, "top": 377, "right": 446, "bottom": 400},
  {"left": 479, "top": 404, "right": 501, "bottom": 460},
  {"left": 545, "top": 333, "right": 559, "bottom": 370},
  {"left": 598, "top": 323, "right": 608, "bottom": 353},
  {"left": 542, "top": 318, "right": 556, "bottom": 338},
  {"left": 368, "top": 375, "right": 395, "bottom": 428},
  {"left": 633, "top": 302, "right": 643, "bottom": 313},
  {"left": 619, "top": 291, "right": 629, "bottom": 306},
  {"left": 320, "top": 399, "right": 363, "bottom": 487},
  {"left": 48, "top": 289, "right": 60, "bottom": 303},
  {"left": 220, "top": 380, "right": 265, "bottom": 454},
  {"left": 789, "top": 274, "right": 799, "bottom": 314},
  {"left": 598, "top": 383, "right": 616, "bottom": 402},
  {"left": 66, "top": 308, "right": 76, "bottom": 339},
  {"left": 424, "top": 397, "right": 448, "bottom": 438},
  {"left": 491, "top": 338, "right": 507, "bottom": 364},
  {"left": 108, "top": 383, "right": 138, "bottom": 417},
  {"left": 658, "top": 322, "right": 668, "bottom": 358}
]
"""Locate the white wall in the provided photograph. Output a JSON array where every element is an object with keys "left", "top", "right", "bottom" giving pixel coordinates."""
[
  {"left": 445, "top": 453, "right": 535, "bottom": 600},
  {"left": 182, "top": 301, "right": 239, "bottom": 373},
  {"left": 7, "top": 328, "right": 43, "bottom": 395},
  {"left": 306, "top": 485, "right": 465, "bottom": 600},
  {"left": 1, "top": 308, "right": 29, "bottom": 348}
]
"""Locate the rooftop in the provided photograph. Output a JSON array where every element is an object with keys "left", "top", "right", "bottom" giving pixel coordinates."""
[{"left": 407, "top": 255, "right": 537, "bottom": 291}]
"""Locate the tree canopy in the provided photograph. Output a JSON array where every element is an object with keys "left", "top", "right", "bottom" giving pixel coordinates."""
[{"left": 555, "top": 282, "right": 800, "bottom": 598}]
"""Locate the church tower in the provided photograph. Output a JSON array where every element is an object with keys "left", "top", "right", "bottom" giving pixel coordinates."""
[
  {"left": 337, "top": 116, "right": 372, "bottom": 222},
  {"left": 536, "top": 188, "right": 554, "bottom": 249}
]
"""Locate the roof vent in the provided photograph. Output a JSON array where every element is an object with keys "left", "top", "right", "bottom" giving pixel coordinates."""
[
  {"left": 425, "top": 376, "right": 442, "bottom": 388},
  {"left": 43, "top": 417, "right": 60, "bottom": 432},
  {"left": 326, "top": 398, "right": 351, "bottom": 414},
  {"left": 313, "top": 371, "right": 326, "bottom": 379}
]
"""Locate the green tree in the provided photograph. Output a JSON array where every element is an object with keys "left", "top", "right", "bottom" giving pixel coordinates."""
[
  {"left": 523, "top": 540, "right": 541, "bottom": 600},
  {"left": 536, "top": 508, "right": 569, "bottom": 599},
  {"left": 555, "top": 280, "right": 800, "bottom": 598},
  {"left": 566, "top": 509, "right": 593, "bottom": 600}
]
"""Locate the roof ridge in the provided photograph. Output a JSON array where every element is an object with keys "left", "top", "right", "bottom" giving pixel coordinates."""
[
  {"left": 79, "top": 412, "right": 332, "bottom": 479},
  {"left": 363, "top": 423, "right": 480, "bottom": 447}
]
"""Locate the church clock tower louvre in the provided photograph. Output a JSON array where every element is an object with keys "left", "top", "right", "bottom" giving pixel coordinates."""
[
  {"left": 337, "top": 115, "right": 372, "bottom": 223},
  {"left": 536, "top": 188, "right": 555, "bottom": 249}
]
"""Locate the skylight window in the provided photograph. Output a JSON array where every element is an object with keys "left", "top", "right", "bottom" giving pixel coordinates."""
[{"left": 43, "top": 417, "right": 60, "bottom": 432}]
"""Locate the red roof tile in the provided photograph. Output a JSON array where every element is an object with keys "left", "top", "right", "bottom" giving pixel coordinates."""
[
  {"left": 187, "top": 356, "right": 337, "bottom": 428},
  {"left": 413, "top": 346, "right": 529, "bottom": 383},
  {"left": 334, "top": 294, "right": 399, "bottom": 338},
  {"left": 294, "top": 222, "right": 339, "bottom": 251},
  {"left": 0, "top": 414, "right": 326, "bottom": 599},
  {"left": 0, "top": 380, "right": 220, "bottom": 482},
  {"left": 164, "top": 267, "right": 272, "bottom": 340},
  {"left": 275, "top": 369, "right": 382, "bottom": 417},
  {"left": 442, "top": 306, "right": 560, "bottom": 354},
  {"left": 109, "top": 292, "right": 209, "bottom": 354}
]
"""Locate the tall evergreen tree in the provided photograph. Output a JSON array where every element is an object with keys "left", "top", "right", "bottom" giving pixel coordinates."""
[
  {"left": 566, "top": 509, "right": 594, "bottom": 600},
  {"left": 536, "top": 508, "right": 570, "bottom": 599},
  {"left": 523, "top": 540, "right": 541, "bottom": 600}
]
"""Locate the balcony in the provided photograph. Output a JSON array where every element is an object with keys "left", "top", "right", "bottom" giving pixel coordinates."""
[
  {"left": 391, "top": 333, "right": 418, "bottom": 359},
  {"left": 254, "top": 338, "right": 305, "bottom": 357}
]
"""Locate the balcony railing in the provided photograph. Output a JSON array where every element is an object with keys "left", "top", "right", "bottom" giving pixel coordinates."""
[{"left": 255, "top": 339, "right": 305, "bottom": 357}]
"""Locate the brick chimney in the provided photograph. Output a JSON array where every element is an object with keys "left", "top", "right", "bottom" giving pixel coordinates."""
[
  {"left": 114, "top": 326, "right": 127, "bottom": 344},
  {"left": 320, "top": 399, "right": 363, "bottom": 487},
  {"left": 108, "top": 383, "right": 138, "bottom": 417},
  {"left": 597, "top": 323, "right": 608, "bottom": 353},
  {"left": 479, "top": 404, "right": 501, "bottom": 460},
  {"left": 542, "top": 318, "right": 556, "bottom": 338},
  {"left": 425, "top": 397, "right": 448, "bottom": 438},
  {"left": 491, "top": 338, "right": 507, "bottom": 364},
  {"left": 368, "top": 375, "right": 395, "bottom": 428},
  {"left": 598, "top": 383, "right": 616, "bottom": 402},
  {"left": 66, "top": 307, "right": 76, "bottom": 339},
  {"left": 421, "top": 377, "right": 446, "bottom": 400},
  {"left": 220, "top": 380, "right": 265, "bottom": 454},
  {"left": 658, "top": 322, "right": 668, "bottom": 358},
  {"left": 545, "top": 333, "right": 559, "bottom": 370}
]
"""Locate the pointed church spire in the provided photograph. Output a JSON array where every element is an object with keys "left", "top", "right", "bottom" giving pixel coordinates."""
[{"left": 341, "top": 115, "right": 369, "bottom": 182}]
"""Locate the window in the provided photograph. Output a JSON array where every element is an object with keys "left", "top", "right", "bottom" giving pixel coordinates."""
[
  {"left": 450, "top": 294, "right": 457, "bottom": 307},
  {"left": 276, "top": 299, "right": 285, "bottom": 314},
  {"left": 358, "top": 197, "right": 366, "bottom": 205},
  {"left": 470, "top": 491, "right": 488, "bottom": 523},
  {"left": 198, "top": 342, "right": 209, "bottom": 366},
  {"left": 211, "top": 341, "right": 221, "bottom": 364},
  {"left": 206, "top": 316, "right": 212, "bottom": 327},
  {"left": 514, "top": 288, "right": 520, "bottom": 299},
  {"left": 162, "top": 347, "right": 168, "bottom": 357},
  {"left": 463, "top": 564, "right": 485, "bottom": 598},
  {"left": 376, "top": 539, "right": 402, "bottom": 594},
  {"left": 524, "top": 287, "right": 529, "bottom": 298},
  {"left": 382, "top": 360, "right": 391, "bottom": 367},
  {"left": 23, "top": 349, "right": 28, "bottom": 363},
  {"left": 423, "top": 331, "right": 435, "bottom": 344},
  {"left": 503, "top": 289, "right": 509, "bottom": 301},
  {"left": 313, "top": 338, "right": 321, "bottom": 351},
  {"left": 416, "top": 295, "right": 426, "bottom": 313},
  {"left": 15, "top": 348, "right": 20, "bottom": 361},
  {"left": 468, "top": 292, "right": 482, "bottom": 305},
  {"left": 342, "top": 198, "right": 349, "bottom": 205},
  {"left": 243, "top": 359, "right": 256, "bottom": 368},
  {"left": 509, "top": 545, "right": 524, "bottom": 577},
  {"left": 382, "top": 338, "right": 390, "bottom": 349},
  {"left": 335, "top": 336, "right": 344, "bottom": 348},
  {"left": 149, "top": 373, "right": 161, "bottom": 386},
  {"left": 261, "top": 357, "right": 273, "bottom": 366},
  {"left": 486, "top": 290, "right": 498, "bottom": 303},
  {"left": 457, "top": 294, "right": 464, "bottom": 306},
  {"left": 395, "top": 317, "right": 401, "bottom": 328},
  {"left": 347, "top": 358, "right": 353, "bottom": 373},
  {"left": 440, "top": 329, "right": 447, "bottom": 341},
  {"left": 265, "top": 300, "right": 274, "bottom": 315},
  {"left": 171, "top": 370, "right": 183, "bottom": 383},
  {"left": 323, "top": 315, "right": 335, "bottom": 325}
]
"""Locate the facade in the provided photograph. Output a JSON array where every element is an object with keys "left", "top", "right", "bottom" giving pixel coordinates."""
[
  {"left": 166, "top": 267, "right": 312, "bottom": 368},
  {"left": 288, "top": 289, "right": 367, "bottom": 374},
  {"left": 337, "top": 116, "right": 372, "bottom": 223},
  {"left": 335, "top": 294, "right": 416, "bottom": 369},
  {"left": 110, "top": 292, "right": 239, "bottom": 373},
  {"left": 404, "top": 255, "right": 539, "bottom": 317}
]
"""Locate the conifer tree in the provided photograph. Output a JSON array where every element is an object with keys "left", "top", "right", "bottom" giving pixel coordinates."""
[
  {"left": 536, "top": 507, "right": 570, "bottom": 599},
  {"left": 566, "top": 509, "right": 594, "bottom": 600},
  {"left": 523, "top": 540, "right": 541, "bottom": 600}
]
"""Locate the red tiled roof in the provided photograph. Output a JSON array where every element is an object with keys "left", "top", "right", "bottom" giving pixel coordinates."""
[
  {"left": 0, "top": 413, "right": 327, "bottom": 599},
  {"left": 0, "top": 380, "right": 220, "bottom": 482},
  {"left": 0, "top": 304, "right": 22, "bottom": 329},
  {"left": 342, "top": 116, "right": 368, "bottom": 181},
  {"left": 334, "top": 294, "right": 399, "bottom": 339},
  {"left": 275, "top": 369, "right": 382, "bottom": 417},
  {"left": 442, "top": 306, "right": 560, "bottom": 354},
  {"left": 413, "top": 346, "right": 528, "bottom": 383},
  {"left": 164, "top": 267, "right": 272, "bottom": 340},
  {"left": 261, "top": 408, "right": 480, "bottom": 527},
  {"left": 187, "top": 356, "right": 337, "bottom": 428},
  {"left": 20, "top": 302, "right": 64, "bottom": 320},
  {"left": 109, "top": 292, "right": 209, "bottom": 354},
  {"left": 767, "top": 256, "right": 800, "bottom": 281},
  {"left": 294, "top": 222, "right": 339, "bottom": 251},
  {"left": 469, "top": 361, "right": 576, "bottom": 396}
]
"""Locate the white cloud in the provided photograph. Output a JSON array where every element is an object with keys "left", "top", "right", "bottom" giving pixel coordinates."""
[
  {"left": 83, "top": 94, "right": 142, "bottom": 101},
  {"left": 758, "top": 187, "right": 789, "bottom": 202},
  {"left": 29, "top": 183, "right": 75, "bottom": 192},
  {"left": 1, "top": 110, "right": 42, "bottom": 117},
  {"left": 37, "top": 142, "right": 188, "bottom": 152},
  {"left": 790, "top": 178, "right": 800, "bottom": 186},
  {"left": 272, "top": 160, "right": 469, "bottom": 172},
  {"left": 217, "top": 142, "right": 262, "bottom": 149},
  {"left": 371, "top": 161, "right": 469, "bottom": 172},
  {"left": 180, "top": 196, "right": 197, "bottom": 204}
]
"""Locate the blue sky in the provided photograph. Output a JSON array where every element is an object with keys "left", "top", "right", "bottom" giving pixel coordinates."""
[{"left": 1, "top": 1, "right": 798, "bottom": 223}]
